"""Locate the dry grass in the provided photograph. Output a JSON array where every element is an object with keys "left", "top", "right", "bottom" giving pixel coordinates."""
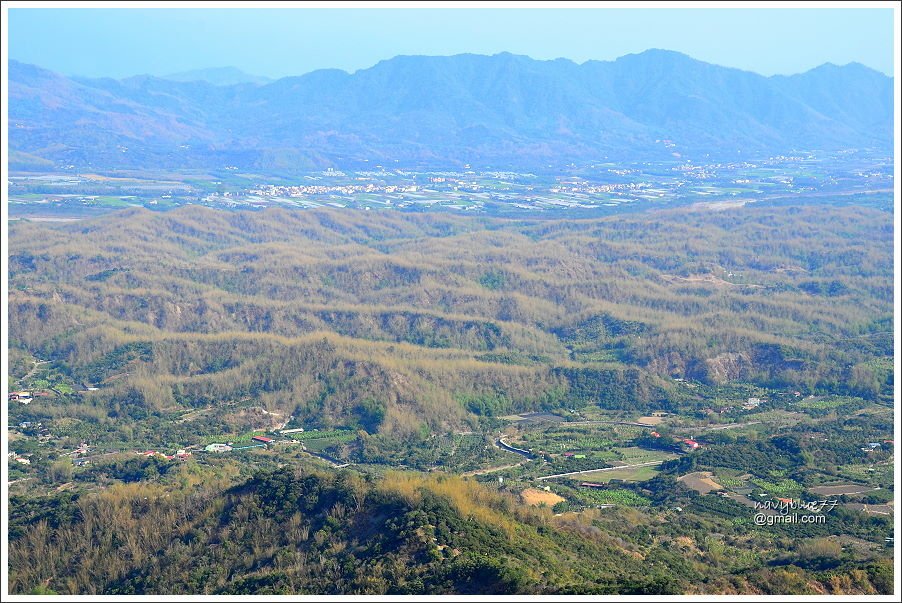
[
  {"left": 521, "top": 488, "right": 565, "bottom": 507},
  {"left": 379, "top": 471, "right": 520, "bottom": 537}
]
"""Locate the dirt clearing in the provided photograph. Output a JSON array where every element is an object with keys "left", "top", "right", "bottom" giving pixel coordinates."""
[{"left": 678, "top": 471, "right": 724, "bottom": 495}]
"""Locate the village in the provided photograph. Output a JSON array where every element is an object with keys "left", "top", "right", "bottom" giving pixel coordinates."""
[{"left": 10, "top": 148, "right": 892, "bottom": 220}]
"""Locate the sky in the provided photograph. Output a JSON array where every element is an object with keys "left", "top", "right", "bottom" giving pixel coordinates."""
[{"left": 5, "top": 6, "right": 896, "bottom": 79}]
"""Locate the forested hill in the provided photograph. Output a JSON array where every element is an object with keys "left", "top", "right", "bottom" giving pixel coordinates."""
[
  {"left": 7, "top": 205, "right": 893, "bottom": 439},
  {"left": 6, "top": 204, "right": 894, "bottom": 595},
  {"left": 8, "top": 465, "right": 893, "bottom": 595},
  {"left": 8, "top": 50, "right": 893, "bottom": 172}
]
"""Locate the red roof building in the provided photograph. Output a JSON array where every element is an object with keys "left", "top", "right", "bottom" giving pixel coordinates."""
[{"left": 252, "top": 436, "right": 273, "bottom": 444}]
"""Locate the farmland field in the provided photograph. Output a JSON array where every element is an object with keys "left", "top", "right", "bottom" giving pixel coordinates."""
[
  {"left": 574, "top": 487, "right": 652, "bottom": 507},
  {"left": 610, "top": 447, "right": 676, "bottom": 465},
  {"left": 837, "top": 463, "right": 894, "bottom": 487},
  {"left": 567, "top": 464, "right": 662, "bottom": 483},
  {"left": 678, "top": 471, "right": 725, "bottom": 495}
]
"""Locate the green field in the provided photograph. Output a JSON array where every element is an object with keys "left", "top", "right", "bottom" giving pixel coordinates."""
[
  {"left": 574, "top": 487, "right": 652, "bottom": 506},
  {"left": 614, "top": 447, "right": 676, "bottom": 464},
  {"left": 567, "top": 465, "right": 662, "bottom": 483},
  {"left": 837, "top": 463, "right": 894, "bottom": 487},
  {"left": 795, "top": 397, "right": 848, "bottom": 410},
  {"left": 285, "top": 429, "right": 356, "bottom": 442},
  {"left": 301, "top": 434, "right": 356, "bottom": 453},
  {"left": 749, "top": 477, "right": 803, "bottom": 496}
]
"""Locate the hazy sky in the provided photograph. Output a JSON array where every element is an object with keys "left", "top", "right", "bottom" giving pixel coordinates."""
[{"left": 7, "top": 7, "right": 895, "bottom": 79}]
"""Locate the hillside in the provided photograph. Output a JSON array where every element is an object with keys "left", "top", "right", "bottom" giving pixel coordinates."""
[
  {"left": 7, "top": 205, "right": 895, "bottom": 595},
  {"left": 8, "top": 51, "right": 893, "bottom": 172},
  {"left": 7, "top": 205, "right": 893, "bottom": 444},
  {"left": 8, "top": 465, "right": 893, "bottom": 595}
]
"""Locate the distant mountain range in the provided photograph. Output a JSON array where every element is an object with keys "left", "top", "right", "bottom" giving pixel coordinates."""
[
  {"left": 162, "top": 66, "right": 273, "bottom": 86},
  {"left": 8, "top": 50, "right": 894, "bottom": 173}
]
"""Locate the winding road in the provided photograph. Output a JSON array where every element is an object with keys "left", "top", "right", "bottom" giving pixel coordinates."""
[{"left": 495, "top": 437, "right": 533, "bottom": 458}]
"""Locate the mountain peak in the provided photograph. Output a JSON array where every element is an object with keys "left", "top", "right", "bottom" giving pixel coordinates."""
[{"left": 619, "top": 48, "right": 695, "bottom": 62}]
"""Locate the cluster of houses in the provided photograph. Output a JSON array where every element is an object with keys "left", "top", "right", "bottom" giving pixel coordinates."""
[
  {"left": 64, "top": 443, "right": 91, "bottom": 457},
  {"left": 8, "top": 391, "right": 33, "bottom": 404},
  {"left": 204, "top": 435, "right": 275, "bottom": 454},
  {"left": 15, "top": 421, "right": 50, "bottom": 439},
  {"left": 138, "top": 449, "right": 192, "bottom": 461},
  {"left": 136, "top": 434, "right": 288, "bottom": 460},
  {"left": 860, "top": 441, "right": 892, "bottom": 454},
  {"left": 743, "top": 397, "right": 767, "bottom": 411},
  {"left": 8, "top": 451, "right": 31, "bottom": 465}
]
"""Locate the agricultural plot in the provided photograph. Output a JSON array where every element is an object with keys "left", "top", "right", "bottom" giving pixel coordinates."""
[
  {"left": 11, "top": 362, "right": 79, "bottom": 399},
  {"left": 713, "top": 476, "right": 747, "bottom": 488},
  {"left": 742, "top": 409, "right": 806, "bottom": 428},
  {"left": 517, "top": 423, "right": 644, "bottom": 456},
  {"left": 678, "top": 471, "right": 725, "bottom": 495},
  {"left": 574, "top": 487, "right": 651, "bottom": 507},
  {"left": 611, "top": 447, "right": 676, "bottom": 466},
  {"left": 792, "top": 396, "right": 870, "bottom": 417},
  {"left": 795, "top": 397, "right": 846, "bottom": 410},
  {"left": 566, "top": 464, "right": 662, "bottom": 483},
  {"left": 749, "top": 477, "right": 803, "bottom": 497},
  {"left": 556, "top": 436, "right": 618, "bottom": 451},
  {"left": 285, "top": 429, "right": 356, "bottom": 442},
  {"left": 298, "top": 438, "right": 341, "bottom": 454},
  {"left": 836, "top": 463, "right": 894, "bottom": 488},
  {"left": 288, "top": 429, "right": 357, "bottom": 452}
]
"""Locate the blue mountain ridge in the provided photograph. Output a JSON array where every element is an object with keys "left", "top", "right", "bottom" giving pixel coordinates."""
[{"left": 8, "top": 50, "right": 893, "bottom": 172}]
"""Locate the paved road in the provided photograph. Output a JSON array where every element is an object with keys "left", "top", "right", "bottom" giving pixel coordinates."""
[{"left": 495, "top": 437, "right": 533, "bottom": 458}]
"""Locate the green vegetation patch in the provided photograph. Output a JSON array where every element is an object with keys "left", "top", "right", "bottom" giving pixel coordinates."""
[{"left": 574, "top": 487, "right": 652, "bottom": 506}]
